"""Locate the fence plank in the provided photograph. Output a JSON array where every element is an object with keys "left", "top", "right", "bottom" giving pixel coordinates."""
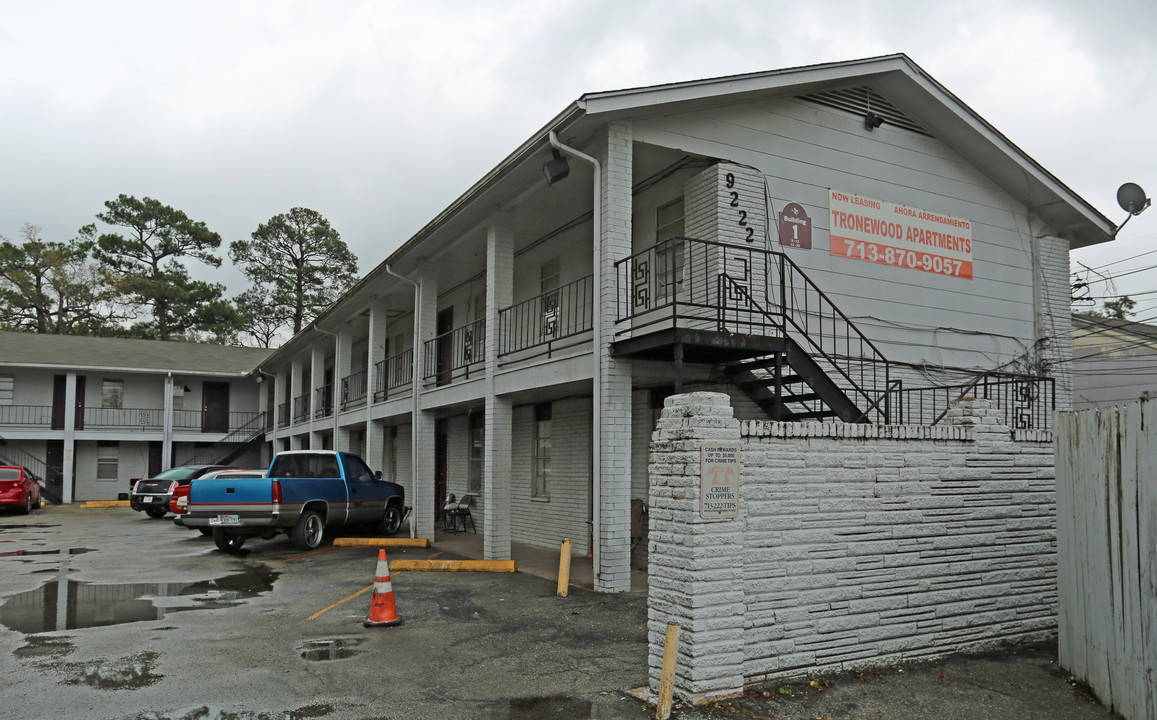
[{"left": 1140, "top": 402, "right": 1157, "bottom": 720}]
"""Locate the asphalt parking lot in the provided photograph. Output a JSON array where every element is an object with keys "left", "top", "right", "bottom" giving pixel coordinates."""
[{"left": 0, "top": 504, "right": 1122, "bottom": 720}]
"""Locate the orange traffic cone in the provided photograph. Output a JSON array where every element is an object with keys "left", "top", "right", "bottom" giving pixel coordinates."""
[{"left": 364, "top": 549, "right": 402, "bottom": 627}]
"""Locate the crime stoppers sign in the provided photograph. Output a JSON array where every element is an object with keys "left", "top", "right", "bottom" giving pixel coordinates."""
[
  {"left": 700, "top": 444, "right": 740, "bottom": 519},
  {"left": 829, "top": 190, "right": 973, "bottom": 279}
]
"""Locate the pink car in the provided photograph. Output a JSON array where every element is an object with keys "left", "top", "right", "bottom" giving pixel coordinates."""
[{"left": 0, "top": 466, "right": 42, "bottom": 514}]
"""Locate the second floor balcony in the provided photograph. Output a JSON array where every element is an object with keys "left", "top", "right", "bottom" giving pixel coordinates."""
[{"left": 0, "top": 405, "right": 262, "bottom": 434}]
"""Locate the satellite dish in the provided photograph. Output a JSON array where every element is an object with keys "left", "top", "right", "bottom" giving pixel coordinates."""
[{"left": 1117, "top": 182, "right": 1150, "bottom": 216}]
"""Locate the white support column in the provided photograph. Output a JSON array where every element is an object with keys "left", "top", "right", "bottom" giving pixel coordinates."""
[
  {"left": 335, "top": 325, "right": 353, "bottom": 451},
  {"left": 289, "top": 360, "right": 304, "bottom": 450},
  {"left": 412, "top": 270, "right": 439, "bottom": 540},
  {"left": 162, "top": 374, "right": 175, "bottom": 470},
  {"left": 309, "top": 344, "right": 326, "bottom": 448},
  {"left": 62, "top": 372, "right": 77, "bottom": 503},
  {"left": 484, "top": 211, "right": 514, "bottom": 560},
  {"left": 596, "top": 121, "right": 634, "bottom": 592},
  {"left": 366, "top": 296, "right": 390, "bottom": 473}
]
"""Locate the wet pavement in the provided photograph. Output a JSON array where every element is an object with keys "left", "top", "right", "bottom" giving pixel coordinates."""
[{"left": 0, "top": 504, "right": 1122, "bottom": 720}]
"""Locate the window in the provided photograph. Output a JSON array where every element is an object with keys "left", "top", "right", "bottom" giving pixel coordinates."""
[
  {"left": 102, "top": 379, "right": 124, "bottom": 409},
  {"left": 343, "top": 454, "right": 376, "bottom": 484},
  {"left": 97, "top": 441, "right": 119, "bottom": 482},
  {"left": 0, "top": 374, "right": 12, "bottom": 405},
  {"left": 532, "top": 403, "right": 552, "bottom": 498},
  {"left": 172, "top": 384, "right": 185, "bottom": 410},
  {"left": 468, "top": 414, "right": 484, "bottom": 493}
]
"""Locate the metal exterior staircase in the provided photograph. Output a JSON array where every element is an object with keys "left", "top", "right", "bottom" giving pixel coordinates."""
[{"left": 184, "top": 412, "right": 268, "bottom": 467}]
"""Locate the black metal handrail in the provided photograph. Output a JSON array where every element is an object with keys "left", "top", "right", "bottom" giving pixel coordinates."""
[
  {"left": 423, "top": 319, "right": 485, "bottom": 385},
  {"left": 314, "top": 385, "right": 334, "bottom": 418},
  {"left": 341, "top": 368, "right": 368, "bottom": 411},
  {"left": 499, "top": 275, "right": 594, "bottom": 359},
  {"left": 374, "top": 349, "right": 414, "bottom": 402},
  {"left": 890, "top": 373, "right": 1055, "bottom": 430},
  {"left": 616, "top": 237, "right": 891, "bottom": 423},
  {"left": 170, "top": 410, "right": 263, "bottom": 432},
  {"left": 0, "top": 405, "right": 53, "bottom": 426},
  {"left": 185, "top": 412, "right": 268, "bottom": 466},
  {"left": 292, "top": 394, "right": 309, "bottom": 422}
]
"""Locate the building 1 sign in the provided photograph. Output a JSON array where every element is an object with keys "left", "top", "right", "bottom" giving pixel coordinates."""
[
  {"left": 779, "top": 202, "right": 812, "bottom": 249},
  {"left": 700, "top": 444, "right": 740, "bottom": 519},
  {"left": 828, "top": 190, "right": 973, "bottom": 279}
]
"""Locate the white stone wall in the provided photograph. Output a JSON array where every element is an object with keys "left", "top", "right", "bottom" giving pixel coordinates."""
[{"left": 647, "top": 392, "right": 1057, "bottom": 702}]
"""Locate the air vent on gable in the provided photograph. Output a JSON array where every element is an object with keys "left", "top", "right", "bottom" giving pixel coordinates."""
[{"left": 799, "top": 87, "right": 930, "bottom": 136}]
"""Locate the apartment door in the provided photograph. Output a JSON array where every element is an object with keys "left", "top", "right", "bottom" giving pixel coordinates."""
[
  {"left": 148, "top": 441, "right": 163, "bottom": 477},
  {"left": 44, "top": 440, "right": 64, "bottom": 501},
  {"left": 434, "top": 419, "right": 449, "bottom": 519},
  {"left": 436, "top": 308, "right": 453, "bottom": 386},
  {"left": 53, "top": 375, "right": 86, "bottom": 430},
  {"left": 202, "top": 382, "right": 230, "bottom": 433}
]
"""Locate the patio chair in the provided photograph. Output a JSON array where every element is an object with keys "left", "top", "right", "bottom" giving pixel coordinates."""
[
  {"left": 445, "top": 494, "right": 476, "bottom": 534},
  {"left": 440, "top": 493, "right": 457, "bottom": 532}
]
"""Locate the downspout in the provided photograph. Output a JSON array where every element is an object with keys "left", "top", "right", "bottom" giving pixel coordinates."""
[
  {"left": 255, "top": 367, "right": 277, "bottom": 465},
  {"left": 314, "top": 327, "right": 341, "bottom": 447},
  {"left": 384, "top": 264, "right": 422, "bottom": 540},
  {"left": 549, "top": 130, "right": 603, "bottom": 580}
]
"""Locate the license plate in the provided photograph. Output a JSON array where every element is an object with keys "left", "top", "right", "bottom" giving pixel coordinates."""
[
  {"left": 210, "top": 514, "right": 241, "bottom": 526},
  {"left": 141, "top": 496, "right": 154, "bottom": 503}
]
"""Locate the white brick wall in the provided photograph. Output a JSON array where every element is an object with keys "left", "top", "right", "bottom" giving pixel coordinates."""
[
  {"left": 509, "top": 398, "right": 592, "bottom": 552},
  {"left": 648, "top": 392, "right": 1057, "bottom": 702}
]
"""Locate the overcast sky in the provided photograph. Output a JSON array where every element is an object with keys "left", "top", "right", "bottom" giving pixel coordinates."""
[{"left": 2, "top": 0, "right": 1155, "bottom": 320}]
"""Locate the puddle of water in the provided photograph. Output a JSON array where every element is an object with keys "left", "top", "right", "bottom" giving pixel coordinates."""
[
  {"left": 502, "top": 696, "right": 593, "bottom": 719},
  {"left": 14, "top": 635, "right": 74, "bottom": 659},
  {"left": 297, "top": 637, "right": 364, "bottom": 662},
  {"left": 0, "top": 547, "right": 93, "bottom": 558},
  {"left": 62, "top": 650, "right": 161, "bottom": 690},
  {"left": 0, "top": 564, "right": 278, "bottom": 633},
  {"left": 127, "top": 703, "right": 338, "bottom": 719}
]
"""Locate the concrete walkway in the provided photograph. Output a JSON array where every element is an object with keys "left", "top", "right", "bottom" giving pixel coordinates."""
[{"left": 426, "top": 525, "right": 649, "bottom": 593}]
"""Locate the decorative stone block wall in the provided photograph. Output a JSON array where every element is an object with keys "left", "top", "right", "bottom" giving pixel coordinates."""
[{"left": 648, "top": 392, "right": 1057, "bottom": 702}]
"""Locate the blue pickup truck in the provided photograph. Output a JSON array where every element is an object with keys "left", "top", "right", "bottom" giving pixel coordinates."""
[{"left": 184, "top": 450, "right": 407, "bottom": 553}]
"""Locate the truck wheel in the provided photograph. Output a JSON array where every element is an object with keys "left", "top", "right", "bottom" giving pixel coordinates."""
[
  {"left": 292, "top": 510, "right": 324, "bottom": 550},
  {"left": 213, "top": 529, "right": 246, "bottom": 553},
  {"left": 145, "top": 506, "right": 168, "bottom": 519},
  {"left": 380, "top": 505, "right": 403, "bottom": 535}
]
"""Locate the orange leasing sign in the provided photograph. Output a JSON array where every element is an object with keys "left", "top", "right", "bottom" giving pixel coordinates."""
[{"left": 828, "top": 190, "right": 973, "bottom": 279}]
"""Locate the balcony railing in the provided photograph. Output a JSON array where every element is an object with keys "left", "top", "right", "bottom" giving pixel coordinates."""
[
  {"left": 616, "top": 237, "right": 891, "bottom": 423},
  {"left": 314, "top": 384, "right": 334, "bottom": 419},
  {"left": 341, "top": 368, "right": 368, "bottom": 411},
  {"left": 0, "top": 405, "right": 53, "bottom": 426},
  {"left": 890, "top": 373, "right": 1056, "bottom": 430},
  {"left": 373, "top": 349, "right": 414, "bottom": 402},
  {"left": 170, "top": 410, "right": 263, "bottom": 432},
  {"left": 293, "top": 394, "right": 309, "bottom": 423},
  {"left": 499, "top": 275, "right": 593, "bottom": 360},
  {"left": 277, "top": 402, "right": 290, "bottom": 428},
  {"left": 423, "top": 319, "right": 485, "bottom": 385}
]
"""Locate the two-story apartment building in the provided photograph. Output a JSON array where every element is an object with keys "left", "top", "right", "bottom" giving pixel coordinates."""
[
  {"left": 0, "top": 332, "right": 271, "bottom": 502},
  {"left": 254, "top": 55, "right": 1114, "bottom": 593}
]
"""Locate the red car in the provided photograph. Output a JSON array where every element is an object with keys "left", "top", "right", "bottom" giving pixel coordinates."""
[{"left": 0, "top": 466, "right": 42, "bottom": 514}]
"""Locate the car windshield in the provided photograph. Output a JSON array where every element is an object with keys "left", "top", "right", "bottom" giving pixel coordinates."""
[
  {"left": 153, "top": 467, "right": 201, "bottom": 480},
  {"left": 0, "top": 469, "right": 19, "bottom": 480}
]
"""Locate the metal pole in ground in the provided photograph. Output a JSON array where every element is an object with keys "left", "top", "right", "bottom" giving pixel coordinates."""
[
  {"left": 556, "top": 538, "right": 572, "bottom": 597},
  {"left": 656, "top": 622, "right": 680, "bottom": 719}
]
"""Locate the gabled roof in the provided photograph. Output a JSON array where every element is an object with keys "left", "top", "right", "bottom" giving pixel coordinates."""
[
  {"left": 0, "top": 332, "right": 272, "bottom": 376},
  {"left": 269, "top": 54, "right": 1116, "bottom": 364}
]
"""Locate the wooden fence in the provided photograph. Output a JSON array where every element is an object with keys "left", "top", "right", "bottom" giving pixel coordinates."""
[{"left": 1056, "top": 401, "right": 1157, "bottom": 720}]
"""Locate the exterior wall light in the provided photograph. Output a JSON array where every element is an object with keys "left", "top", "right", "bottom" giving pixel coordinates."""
[{"left": 544, "top": 148, "right": 570, "bottom": 185}]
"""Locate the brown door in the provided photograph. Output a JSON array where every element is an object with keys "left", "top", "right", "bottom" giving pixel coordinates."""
[
  {"left": 436, "top": 308, "right": 453, "bottom": 386},
  {"left": 52, "top": 375, "right": 66, "bottom": 430},
  {"left": 434, "top": 419, "right": 448, "bottom": 518},
  {"left": 202, "top": 382, "right": 230, "bottom": 433},
  {"left": 148, "top": 441, "right": 163, "bottom": 477},
  {"left": 44, "top": 440, "right": 64, "bottom": 502},
  {"left": 73, "top": 376, "right": 85, "bottom": 430},
  {"left": 53, "top": 375, "right": 87, "bottom": 430}
]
